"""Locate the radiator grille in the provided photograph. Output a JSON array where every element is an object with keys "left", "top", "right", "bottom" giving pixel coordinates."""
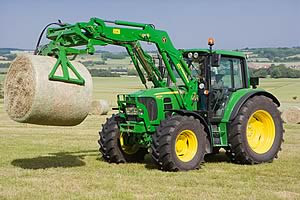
[{"left": 138, "top": 97, "right": 158, "bottom": 121}]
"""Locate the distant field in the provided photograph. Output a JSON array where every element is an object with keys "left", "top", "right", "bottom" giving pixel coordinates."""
[
  {"left": 0, "top": 76, "right": 299, "bottom": 199},
  {"left": 92, "top": 77, "right": 144, "bottom": 106},
  {"left": 84, "top": 58, "right": 133, "bottom": 70},
  {"left": 94, "top": 77, "right": 300, "bottom": 108},
  {"left": 258, "top": 78, "right": 300, "bottom": 108},
  {"left": 75, "top": 54, "right": 132, "bottom": 69}
]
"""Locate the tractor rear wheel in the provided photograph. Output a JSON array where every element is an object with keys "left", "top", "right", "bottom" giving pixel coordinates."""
[
  {"left": 151, "top": 115, "right": 207, "bottom": 171},
  {"left": 98, "top": 115, "right": 147, "bottom": 163},
  {"left": 228, "top": 95, "right": 284, "bottom": 164}
]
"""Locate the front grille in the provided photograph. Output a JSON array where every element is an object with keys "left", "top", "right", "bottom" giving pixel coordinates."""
[
  {"left": 138, "top": 97, "right": 158, "bottom": 121},
  {"left": 164, "top": 104, "right": 172, "bottom": 109}
]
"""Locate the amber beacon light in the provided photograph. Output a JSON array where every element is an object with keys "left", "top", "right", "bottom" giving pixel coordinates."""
[{"left": 208, "top": 37, "right": 215, "bottom": 46}]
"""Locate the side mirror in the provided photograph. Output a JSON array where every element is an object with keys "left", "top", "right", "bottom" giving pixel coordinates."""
[
  {"left": 250, "top": 77, "right": 259, "bottom": 89},
  {"left": 212, "top": 54, "right": 221, "bottom": 67}
]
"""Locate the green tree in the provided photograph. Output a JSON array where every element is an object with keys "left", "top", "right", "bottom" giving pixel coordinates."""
[
  {"left": 0, "top": 63, "right": 10, "bottom": 68},
  {"left": 254, "top": 68, "right": 268, "bottom": 78},
  {"left": 270, "top": 67, "right": 282, "bottom": 78},
  {"left": 0, "top": 82, "right": 4, "bottom": 99}
]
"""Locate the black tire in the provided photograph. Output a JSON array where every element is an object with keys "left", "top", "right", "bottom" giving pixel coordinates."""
[
  {"left": 98, "top": 115, "right": 148, "bottom": 163},
  {"left": 151, "top": 115, "right": 207, "bottom": 171},
  {"left": 228, "top": 95, "right": 284, "bottom": 164}
]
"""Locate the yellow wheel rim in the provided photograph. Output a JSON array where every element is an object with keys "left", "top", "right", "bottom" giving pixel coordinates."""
[
  {"left": 246, "top": 110, "right": 275, "bottom": 154},
  {"left": 175, "top": 130, "right": 198, "bottom": 162},
  {"left": 119, "top": 133, "right": 139, "bottom": 155}
]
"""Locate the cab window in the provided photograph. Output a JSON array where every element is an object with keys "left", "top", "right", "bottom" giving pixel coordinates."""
[
  {"left": 232, "top": 59, "right": 243, "bottom": 89},
  {"left": 211, "top": 57, "right": 244, "bottom": 90}
]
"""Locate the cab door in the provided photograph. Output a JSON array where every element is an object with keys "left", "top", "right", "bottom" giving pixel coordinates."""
[{"left": 209, "top": 56, "right": 246, "bottom": 120}]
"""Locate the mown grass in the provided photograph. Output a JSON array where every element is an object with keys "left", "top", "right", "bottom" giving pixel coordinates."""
[
  {"left": 0, "top": 76, "right": 299, "bottom": 199},
  {"left": 259, "top": 78, "right": 300, "bottom": 107}
]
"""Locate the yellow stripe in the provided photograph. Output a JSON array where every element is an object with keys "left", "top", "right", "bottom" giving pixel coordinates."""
[
  {"left": 154, "top": 91, "right": 179, "bottom": 95},
  {"left": 176, "top": 63, "right": 188, "bottom": 81}
]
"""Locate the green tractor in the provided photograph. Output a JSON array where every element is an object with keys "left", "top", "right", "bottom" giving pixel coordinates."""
[{"left": 38, "top": 18, "right": 283, "bottom": 171}]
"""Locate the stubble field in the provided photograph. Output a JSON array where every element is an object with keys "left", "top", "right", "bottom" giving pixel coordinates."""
[{"left": 0, "top": 75, "right": 299, "bottom": 199}]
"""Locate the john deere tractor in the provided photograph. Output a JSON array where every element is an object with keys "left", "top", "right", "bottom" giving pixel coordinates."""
[{"left": 38, "top": 18, "right": 283, "bottom": 171}]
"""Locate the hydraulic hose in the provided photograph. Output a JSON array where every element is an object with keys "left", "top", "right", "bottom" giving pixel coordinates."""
[{"left": 34, "top": 20, "right": 64, "bottom": 55}]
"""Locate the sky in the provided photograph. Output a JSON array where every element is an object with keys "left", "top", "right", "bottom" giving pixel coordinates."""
[{"left": 0, "top": 0, "right": 299, "bottom": 51}]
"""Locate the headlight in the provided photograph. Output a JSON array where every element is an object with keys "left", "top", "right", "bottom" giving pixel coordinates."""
[
  {"left": 138, "top": 108, "right": 144, "bottom": 115},
  {"left": 187, "top": 52, "right": 193, "bottom": 59},
  {"left": 193, "top": 52, "right": 199, "bottom": 59},
  {"left": 125, "top": 106, "right": 138, "bottom": 115}
]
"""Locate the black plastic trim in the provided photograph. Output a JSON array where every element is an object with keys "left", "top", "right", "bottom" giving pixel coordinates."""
[
  {"left": 138, "top": 97, "right": 158, "bottom": 121},
  {"left": 165, "top": 109, "right": 210, "bottom": 133}
]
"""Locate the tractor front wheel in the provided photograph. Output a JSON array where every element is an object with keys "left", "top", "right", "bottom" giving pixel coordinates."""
[
  {"left": 98, "top": 115, "right": 147, "bottom": 163},
  {"left": 151, "top": 115, "right": 207, "bottom": 171},
  {"left": 228, "top": 95, "right": 284, "bottom": 164}
]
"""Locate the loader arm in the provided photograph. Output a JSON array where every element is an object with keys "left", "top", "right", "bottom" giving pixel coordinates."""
[{"left": 39, "top": 18, "right": 193, "bottom": 90}]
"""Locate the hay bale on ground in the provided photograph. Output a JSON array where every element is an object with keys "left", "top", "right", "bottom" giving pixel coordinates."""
[
  {"left": 90, "top": 100, "right": 110, "bottom": 115},
  {"left": 281, "top": 107, "right": 300, "bottom": 124},
  {"left": 4, "top": 54, "right": 93, "bottom": 126}
]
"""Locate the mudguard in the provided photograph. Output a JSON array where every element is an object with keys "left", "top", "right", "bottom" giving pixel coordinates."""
[
  {"left": 229, "top": 90, "right": 280, "bottom": 121},
  {"left": 166, "top": 109, "right": 210, "bottom": 132}
]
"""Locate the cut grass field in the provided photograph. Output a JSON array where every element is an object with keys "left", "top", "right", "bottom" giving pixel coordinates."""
[{"left": 0, "top": 76, "right": 300, "bottom": 199}]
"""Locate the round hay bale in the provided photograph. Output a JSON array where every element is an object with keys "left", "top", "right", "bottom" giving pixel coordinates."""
[
  {"left": 90, "top": 99, "right": 110, "bottom": 115},
  {"left": 281, "top": 107, "right": 300, "bottom": 124},
  {"left": 4, "top": 54, "right": 93, "bottom": 126}
]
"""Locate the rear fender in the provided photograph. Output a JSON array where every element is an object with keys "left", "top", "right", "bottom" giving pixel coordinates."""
[{"left": 228, "top": 91, "right": 280, "bottom": 121}]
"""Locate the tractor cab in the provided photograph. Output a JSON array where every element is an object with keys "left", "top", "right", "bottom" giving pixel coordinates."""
[{"left": 182, "top": 43, "right": 249, "bottom": 121}]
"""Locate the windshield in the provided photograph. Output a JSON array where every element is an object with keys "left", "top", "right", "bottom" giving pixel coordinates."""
[
  {"left": 184, "top": 54, "right": 207, "bottom": 81},
  {"left": 170, "top": 55, "right": 207, "bottom": 86},
  {"left": 152, "top": 52, "right": 207, "bottom": 87}
]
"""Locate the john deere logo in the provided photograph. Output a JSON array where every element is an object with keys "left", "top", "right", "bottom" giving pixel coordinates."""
[
  {"left": 162, "top": 37, "right": 167, "bottom": 43},
  {"left": 113, "top": 29, "right": 121, "bottom": 34}
]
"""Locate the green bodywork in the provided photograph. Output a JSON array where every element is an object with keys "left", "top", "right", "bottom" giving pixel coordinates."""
[{"left": 39, "top": 18, "right": 275, "bottom": 150}]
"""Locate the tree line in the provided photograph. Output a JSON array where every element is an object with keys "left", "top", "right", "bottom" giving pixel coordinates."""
[
  {"left": 101, "top": 52, "right": 128, "bottom": 60},
  {"left": 0, "top": 63, "right": 10, "bottom": 68},
  {"left": 250, "top": 64, "right": 300, "bottom": 78},
  {"left": 87, "top": 67, "right": 138, "bottom": 77},
  {"left": 0, "top": 82, "right": 3, "bottom": 99},
  {"left": 243, "top": 47, "right": 300, "bottom": 62}
]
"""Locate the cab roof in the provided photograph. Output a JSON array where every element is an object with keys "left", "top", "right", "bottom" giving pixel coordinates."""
[{"left": 182, "top": 48, "right": 245, "bottom": 58}]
